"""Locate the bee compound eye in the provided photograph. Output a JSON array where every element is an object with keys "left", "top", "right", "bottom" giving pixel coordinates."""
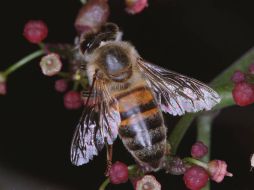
[{"left": 79, "top": 33, "right": 96, "bottom": 54}]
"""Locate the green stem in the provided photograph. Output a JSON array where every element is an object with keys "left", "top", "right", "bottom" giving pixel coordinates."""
[
  {"left": 99, "top": 178, "right": 110, "bottom": 190},
  {"left": 197, "top": 114, "right": 213, "bottom": 190},
  {"left": 197, "top": 114, "right": 213, "bottom": 162},
  {"left": 169, "top": 46, "right": 254, "bottom": 155},
  {"left": 169, "top": 114, "right": 197, "bottom": 154},
  {"left": 3, "top": 49, "right": 44, "bottom": 76},
  {"left": 57, "top": 72, "right": 71, "bottom": 78},
  {"left": 184, "top": 157, "right": 208, "bottom": 169}
]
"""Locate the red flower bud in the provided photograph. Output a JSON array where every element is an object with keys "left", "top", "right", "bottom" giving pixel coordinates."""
[
  {"left": 191, "top": 141, "right": 208, "bottom": 159},
  {"left": 75, "top": 0, "right": 110, "bottom": 34},
  {"left": 208, "top": 160, "right": 233, "bottom": 183},
  {"left": 109, "top": 161, "right": 129, "bottom": 184},
  {"left": 232, "top": 82, "right": 254, "bottom": 106},
  {"left": 64, "top": 91, "right": 83, "bottom": 110},
  {"left": 231, "top": 70, "right": 245, "bottom": 83},
  {"left": 0, "top": 82, "right": 7, "bottom": 95},
  {"left": 23, "top": 20, "right": 48, "bottom": 44},
  {"left": 55, "top": 79, "right": 68, "bottom": 93},
  {"left": 183, "top": 166, "right": 209, "bottom": 190},
  {"left": 249, "top": 63, "right": 254, "bottom": 74},
  {"left": 125, "top": 0, "right": 148, "bottom": 15}
]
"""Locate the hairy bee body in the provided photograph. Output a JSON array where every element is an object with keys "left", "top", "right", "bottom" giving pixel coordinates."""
[
  {"left": 114, "top": 79, "right": 167, "bottom": 171},
  {"left": 86, "top": 42, "right": 167, "bottom": 170},
  {"left": 71, "top": 23, "right": 220, "bottom": 170}
]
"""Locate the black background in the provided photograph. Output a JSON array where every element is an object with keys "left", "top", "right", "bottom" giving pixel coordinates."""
[{"left": 0, "top": 0, "right": 254, "bottom": 189}]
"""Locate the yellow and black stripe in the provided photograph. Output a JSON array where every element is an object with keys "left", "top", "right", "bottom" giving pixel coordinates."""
[{"left": 117, "top": 86, "right": 166, "bottom": 170}]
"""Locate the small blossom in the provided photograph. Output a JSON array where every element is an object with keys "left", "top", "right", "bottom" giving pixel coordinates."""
[
  {"left": 208, "top": 160, "right": 233, "bottom": 183},
  {"left": 40, "top": 53, "right": 62, "bottom": 76},
  {"left": 75, "top": 0, "right": 110, "bottom": 34},
  {"left": 183, "top": 166, "right": 209, "bottom": 190},
  {"left": 0, "top": 72, "right": 7, "bottom": 95},
  {"left": 232, "top": 82, "right": 254, "bottom": 106},
  {"left": 63, "top": 91, "right": 83, "bottom": 110},
  {"left": 125, "top": 0, "right": 148, "bottom": 15},
  {"left": 136, "top": 175, "right": 161, "bottom": 190},
  {"left": 249, "top": 63, "right": 254, "bottom": 74},
  {"left": 23, "top": 20, "right": 48, "bottom": 44},
  {"left": 191, "top": 141, "right": 208, "bottom": 159},
  {"left": 250, "top": 154, "right": 254, "bottom": 171},
  {"left": 231, "top": 70, "right": 245, "bottom": 83},
  {"left": 55, "top": 79, "right": 68, "bottom": 93},
  {"left": 109, "top": 161, "right": 129, "bottom": 184},
  {"left": 0, "top": 82, "right": 7, "bottom": 95}
]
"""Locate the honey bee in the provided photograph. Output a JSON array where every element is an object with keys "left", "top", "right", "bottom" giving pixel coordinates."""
[{"left": 70, "top": 23, "right": 221, "bottom": 172}]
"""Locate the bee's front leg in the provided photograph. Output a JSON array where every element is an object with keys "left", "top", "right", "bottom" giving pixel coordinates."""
[{"left": 104, "top": 143, "right": 113, "bottom": 176}]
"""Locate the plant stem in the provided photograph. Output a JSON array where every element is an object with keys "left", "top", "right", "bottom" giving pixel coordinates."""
[
  {"left": 169, "top": 46, "right": 254, "bottom": 155},
  {"left": 184, "top": 157, "right": 208, "bottom": 169},
  {"left": 3, "top": 49, "right": 44, "bottom": 76},
  {"left": 169, "top": 114, "right": 197, "bottom": 154},
  {"left": 197, "top": 114, "right": 213, "bottom": 190},
  {"left": 197, "top": 114, "right": 213, "bottom": 162},
  {"left": 99, "top": 178, "right": 110, "bottom": 190}
]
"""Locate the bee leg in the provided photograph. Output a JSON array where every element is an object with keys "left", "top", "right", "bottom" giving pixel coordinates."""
[{"left": 104, "top": 143, "right": 113, "bottom": 176}]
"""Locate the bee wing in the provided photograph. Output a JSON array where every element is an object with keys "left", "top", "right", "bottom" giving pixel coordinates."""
[
  {"left": 70, "top": 77, "right": 120, "bottom": 166},
  {"left": 137, "top": 59, "right": 221, "bottom": 116}
]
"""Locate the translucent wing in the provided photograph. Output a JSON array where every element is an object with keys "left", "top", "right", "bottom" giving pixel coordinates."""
[
  {"left": 137, "top": 59, "right": 221, "bottom": 116},
  {"left": 70, "top": 76, "right": 120, "bottom": 166}
]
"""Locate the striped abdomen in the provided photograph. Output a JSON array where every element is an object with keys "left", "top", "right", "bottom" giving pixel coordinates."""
[{"left": 117, "top": 86, "right": 167, "bottom": 171}]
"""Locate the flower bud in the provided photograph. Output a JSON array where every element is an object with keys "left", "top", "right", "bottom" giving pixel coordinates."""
[
  {"left": 75, "top": 0, "right": 110, "bottom": 34},
  {"left": 207, "top": 160, "right": 233, "bottom": 183},
  {"left": 183, "top": 166, "right": 209, "bottom": 190},
  {"left": 109, "top": 161, "right": 129, "bottom": 184},
  {"left": 232, "top": 82, "right": 254, "bottom": 106},
  {"left": 40, "top": 53, "right": 62, "bottom": 76},
  {"left": 191, "top": 141, "right": 208, "bottom": 159},
  {"left": 249, "top": 63, "right": 254, "bottom": 74},
  {"left": 23, "top": 20, "right": 48, "bottom": 44},
  {"left": 136, "top": 175, "right": 161, "bottom": 190},
  {"left": 125, "top": 0, "right": 148, "bottom": 15},
  {"left": 55, "top": 79, "right": 68, "bottom": 93},
  {"left": 231, "top": 70, "right": 245, "bottom": 83},
  {"left": 0, "top": 82, "right": 7, "bottom": 95},
  {"left": 64, "top": 91, "right": 83, "bottom": 110}
]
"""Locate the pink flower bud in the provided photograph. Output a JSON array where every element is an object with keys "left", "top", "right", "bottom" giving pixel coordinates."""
[
  {"left": 249, "top": 63, "right": 254, "bottom": 74},
  {"left": 208, "top": 160, "right": 233, "bottom": 183},
  {"left": 55, "top": 79, "right": 68, "bottom": 93},
  {"left": 183, "top": 166, "right": 209, "bottom": 190},
  {"left": 232, "top": 82, "right": 254, "bottom": 106},
  {"left": 125, "top": 0, "right": 148, "bottom": 15},
  {"left": 231, "top": 70, "right": 245, "bottom": 83},
  {"left": 40, "top": 53, "right": 62, "bottom": 76},
  {"left": 109, "top": 161, "right": 129, "bottom": 184},
  {"left": 0, "top": 82, "right": 7, "bottom": 95},
  {"left": 23, "top": 20, "right": 48, "bottom": 44},
  {"left": 63, "top": 91, "right": 83, "bottom": 110},
  {"left": 191, "top": 141, "right": 208, "bottom": 159},
  {"left": 136, "top": 175, "right": 161, "bottom": 190},
  {"left": 75, "top": 0, "right": 110, "bottom": 34}
]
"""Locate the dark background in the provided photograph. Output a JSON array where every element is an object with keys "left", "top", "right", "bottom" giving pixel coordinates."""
[{"left": 0, "top": 0, "right": 254, "bottom": 189}]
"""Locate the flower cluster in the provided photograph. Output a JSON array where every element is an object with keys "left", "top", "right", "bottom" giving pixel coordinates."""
[{"left": 231, "top": 64, "right": 254, "bottom": 106}]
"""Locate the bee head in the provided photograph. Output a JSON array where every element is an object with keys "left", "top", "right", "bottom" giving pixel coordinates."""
[{"left": 79, "top": 23, "right": 121, "bottom": 54}]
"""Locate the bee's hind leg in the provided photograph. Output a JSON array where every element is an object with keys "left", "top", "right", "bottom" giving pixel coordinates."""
[{"left": 104, "top": 143, "right": 113, "bottom": 176}]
